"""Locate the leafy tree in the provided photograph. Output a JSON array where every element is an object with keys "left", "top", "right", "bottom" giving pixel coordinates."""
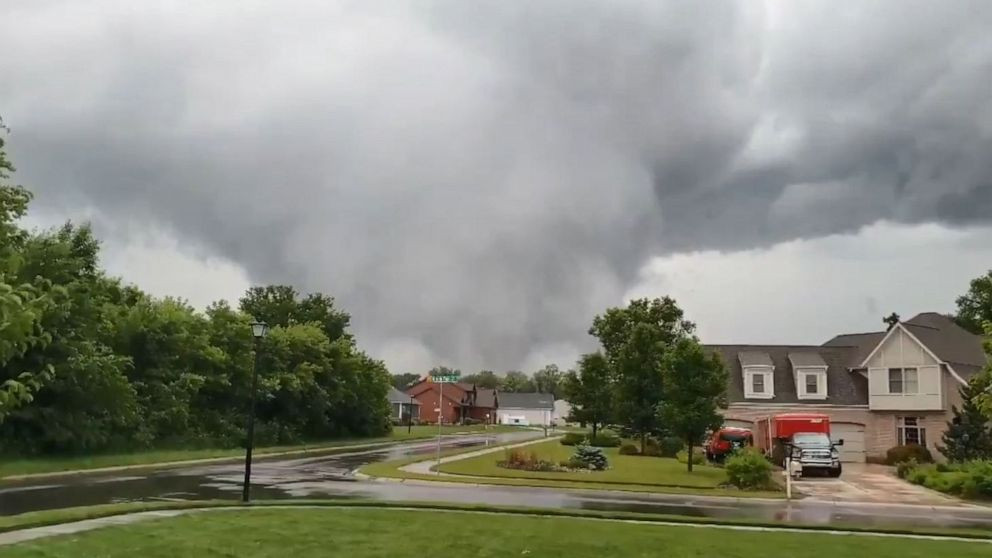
[
  {"left": 500, "top": 370, "right": 534, "bottom": 392},
  {"left": 240, "top": 285, "right": 351, "bottom": 342},
  {"left": 590, "top": 297, "right": 694, "bottom": 453},
  {"left": 975, "top": 323, "right": 992, "bottom": 419},
  {"left": 939, "top": 373, "right": 992, "bottom": 462},
  {"left": 460, "top": 370, "right": 500, "bottom": 389},
  {"left": 562, "top": 353, "right": 612, "bottom": 437},
  {"left": 658, "top": 338, "right": 728, "bottom": 472},
  {"left": 391, "top": 373, "right": 421, "bottom": 390},
  {"left": 426, "top": 366, "right": 460, "bottom": 379},
  {"left": 533, "top": 364, "right": 563, "bottom": 396},
  {"left": 955, "top": 270, "right": 992, "bottom": 335}
]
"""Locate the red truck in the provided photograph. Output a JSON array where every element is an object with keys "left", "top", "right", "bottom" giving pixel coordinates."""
[
  {"left": 754, "top": 413, "right": 843, "bottom": 477},
  {"left": 704, "top": 427, "right": 753, "bottom": 462}
]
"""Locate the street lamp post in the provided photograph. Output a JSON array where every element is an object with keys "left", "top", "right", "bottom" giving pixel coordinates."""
[{"left": 242, "top": 320, "right": 269, "bottom": 503}]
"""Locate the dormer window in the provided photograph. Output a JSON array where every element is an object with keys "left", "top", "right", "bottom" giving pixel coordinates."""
[
  {"left": 739, "top": 351, "right": 775, "bottom": 399},
  {"left": 789, "top": 352, "right": 828, "bottom": 400}
]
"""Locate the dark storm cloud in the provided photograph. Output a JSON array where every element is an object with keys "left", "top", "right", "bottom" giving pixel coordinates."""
[{"left": 1, "top": 1, "right": 991, "bottom": 370}]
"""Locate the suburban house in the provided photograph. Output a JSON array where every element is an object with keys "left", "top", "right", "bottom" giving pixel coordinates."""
[
  {"left": 406, "top": 380, "right": 498, "bottom": 425},
  {"left": 708, "top": 312, "right": 987, "bottom": 463},
  {"left": 387, "top": 386, "right": 420, "bottom": 423},
  {"left": 498, "top": 393, "right": 555, "bottom": 426}
]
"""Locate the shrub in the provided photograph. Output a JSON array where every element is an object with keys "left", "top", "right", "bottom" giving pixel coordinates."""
[
  {"left": 885, "top": 444, "right": 933, "bottom": 465},
  {"left": 568, "top": 444, "right": 609, "bottom": 471},
  {"left": 587, "top": 433, "right": 621, "bottom": 448},
  {"left": 960, "top": 461, "right": 992, "bottom": 499},
  {"left": 618, "top": 443, "right": 639, "bottom": 455},
  {"left": 462, "top": 418, "right": 482, "bottom": 426},
  {"left": 658, "top": 436, "right": 683, "bottom": 458},
  {"left": 895, "top": 458, "right": 918, "bottom": 479},
  {"left": 725, "top": 448, "right": 773, "bottom": 490},
  {"left": 560, "top": 433, "right": 586, "bottom": 446},
  {"left": 498, "top": 448, "right": 562, "bottom": 472},
  {"left": 676, "top": 449, "right": 705, "bottom": 465}
]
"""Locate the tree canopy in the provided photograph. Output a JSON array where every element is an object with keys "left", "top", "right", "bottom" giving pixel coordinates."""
[
  {"left": 562, "top": 353, "right": 612, "bottom": 437},
  {"left": 0, "top": 132, "right": 392, "bottom": 454},
  {"left": 955, "top": 270, "right": 992, "bottom": 335}
]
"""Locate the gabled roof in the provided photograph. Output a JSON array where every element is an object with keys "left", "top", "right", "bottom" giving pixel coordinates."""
[
  {"left": 822, "top": 331, "right": 885, "bottom": 367},
  {"left": 473, "top": 388, "right": 498, "bottom": 409},
  {"left": 707, "top": 345, "right": 868, "bottom": 406},
  {"left": 788, "top": 352, "right": 827, "bottom": 368},
  {"left": 822, "top": 313, "right": 986, "bottom": 377},
  {"left": 738, "top": 351, "right": 774, "bottom": 367},
  {"left": 903, "top": 313, "right": 986, "bottom": 368},
  {"left": 498, "top": 392, "right": 554, "bottom": 410},
  {"left": 387, "top": 386, "right": 418, "bottom": 405}
]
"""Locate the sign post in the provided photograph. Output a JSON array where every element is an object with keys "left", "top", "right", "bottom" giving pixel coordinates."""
[{"left": 429, "top": 371, "right": 460, "bottom": 475}]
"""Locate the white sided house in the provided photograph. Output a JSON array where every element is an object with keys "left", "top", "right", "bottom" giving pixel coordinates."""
[
  {"left": 707, "top": 313, "right": 987, "bottom": 462},
  {"left": 497, "top": 393, "right": 555, "bottom": 426}
]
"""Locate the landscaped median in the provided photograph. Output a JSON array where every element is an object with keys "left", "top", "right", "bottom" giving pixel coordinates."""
[
  {"left": 0, "top": 424, "right": 523, "bottom": 480},
  {"left": 360, "top": 437, "right": 783, "bottom": 498},
  {"left": 2, "top": 502, "right": 990, "bottom": 556}
]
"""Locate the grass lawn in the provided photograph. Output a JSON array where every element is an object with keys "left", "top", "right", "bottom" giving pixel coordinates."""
[
  {"left": 442, "top": 439, "right": 726, "bottom": 488},
  {"left": 359, "top": 439, "right": 782, "bottom": 498},
  {"left": 5, "top": 508, "right": 988, "bottom": 557},
  {"left": 0, "top": 424, "right": 518, "bottom": 478}
]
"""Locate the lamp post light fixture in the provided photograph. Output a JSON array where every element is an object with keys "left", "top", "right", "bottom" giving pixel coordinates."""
[{"left": 242, "top": 320, "right": 269, "bottom": 503}]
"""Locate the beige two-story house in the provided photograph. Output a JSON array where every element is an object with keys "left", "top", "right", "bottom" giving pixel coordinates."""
[{"left": 707, "top": 313, "right": 987, "bottom": 462}]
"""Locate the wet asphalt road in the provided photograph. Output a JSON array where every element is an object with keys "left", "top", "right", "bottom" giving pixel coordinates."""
[{"left": 2, "top": 431, "right": 991, "bottom": 531}]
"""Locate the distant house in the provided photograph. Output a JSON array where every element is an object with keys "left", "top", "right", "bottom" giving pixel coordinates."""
[
  {"left": 387, "top": 387, "right": 420, "bottom": 422},
  {"left": 498, "top": 393, "right": 555, "bottom": 426},
  {"left": 406, "top": 380, "right": 498, "bottom": 425},
  {"left": 707, "top": 312, "right": 988, "bottom": 463}
]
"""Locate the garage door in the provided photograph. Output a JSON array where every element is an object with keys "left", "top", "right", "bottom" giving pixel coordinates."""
[
  {"left": 724, "top": 419, "right": 754, "bottom": 430},
  {"left": 831, "top": 422, "right": 866, "bottom": 462}
]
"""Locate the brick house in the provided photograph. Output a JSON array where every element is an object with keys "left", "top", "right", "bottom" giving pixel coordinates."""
[
  {"left": 406, "top": 380, "right": 498, "bottom": 425},
  {"left": 707, "top": 312, "right": 987, "bottom": 462}
]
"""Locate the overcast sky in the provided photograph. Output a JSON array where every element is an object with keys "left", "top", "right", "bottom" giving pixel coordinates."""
[{"left": 2, "top": 1, "right": 991, "bottom": 374}]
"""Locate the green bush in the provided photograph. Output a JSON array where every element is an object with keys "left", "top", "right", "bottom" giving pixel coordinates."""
[
  {"left": 725, "top": 448, "right": 773, "bottom": 490},
  {"left": 899, "top": 459, "right": 992, "bottom": 499},
  {"left": 676, "top": 449, "right": 705, "bottom": 465},
  {"left": 895, "top": 458, "right": 918, "bottom": 479},
  {"left": 658, "top": 436, "right": 683, "bottom": 458},
  {"left": 587, "top": 433, "right": 621, "bottom": 448},
  {"left": 568, "top": 444, "right": 609, "bottom": 471},
  {"left": 498, "top": 448, "right": 562, "bottom": 472},
  {"left": 560, "top": 433, "right": 586, "bottom": 446},
  {"left": 885, "top": 444, "right": 933, "bottom": 465},
  {"left": 618, "top": 443, "right": 639, "bottom": 455}
]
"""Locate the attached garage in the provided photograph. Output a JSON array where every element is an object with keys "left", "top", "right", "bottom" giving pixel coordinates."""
[{"left": 831, "top": 422, "right": 866, "bottom": 462}]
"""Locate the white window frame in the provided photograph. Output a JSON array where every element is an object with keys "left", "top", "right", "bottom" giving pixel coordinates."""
[
  {"left": 897, "top": 416, "right": 927, "bottom": 446},
  {"left": 743, "top": 366, "right": 774, "bottom": 399},
  {"left": 888, "top": 367, "right": 919, "bottom": 395},
  {"left": 795, "top": 366, "right": 828, "bottom": 400}
]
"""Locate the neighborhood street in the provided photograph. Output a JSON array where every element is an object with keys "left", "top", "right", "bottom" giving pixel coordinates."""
[{"left": 2, "top": 433, "right": 990, "bottom": 531}]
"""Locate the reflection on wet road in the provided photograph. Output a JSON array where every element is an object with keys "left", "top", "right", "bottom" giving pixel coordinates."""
[{"left": 2, "top": 430, "right": 992, "bottom": 531}]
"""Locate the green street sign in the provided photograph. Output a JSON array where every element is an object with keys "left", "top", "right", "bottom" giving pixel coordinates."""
[{"left": 430, "top": 374, "right": 460, "bottom": 384}]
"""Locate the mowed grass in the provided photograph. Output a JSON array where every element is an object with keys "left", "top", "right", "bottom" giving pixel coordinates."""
[
  {"left": 0, "top": 424, "right": 518, "bottom": 478},
  {"left": 440, "top": 439, "right": 727, "bottom": 488},
  {"left": 5, "top": 508, "right": 988, "bottom": 557}
]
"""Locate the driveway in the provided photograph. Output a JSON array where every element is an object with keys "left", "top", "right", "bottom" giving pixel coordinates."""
[{"left": 793, "top": 463, "right": 965, "bottom": 506}]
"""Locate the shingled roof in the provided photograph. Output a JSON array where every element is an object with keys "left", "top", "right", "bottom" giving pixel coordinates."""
[
  {"left": 498, "top": 392, "right": 554, "bottom": 409},
  {"left": 706, "top": 345, "right": 868, "bottom": 405}
]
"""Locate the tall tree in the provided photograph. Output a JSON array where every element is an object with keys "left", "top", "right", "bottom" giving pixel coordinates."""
[
  {"left": 955, "top": 270, "right": 992, "bottom": 335},
  {"left": 591, "top": 297, "right": 694, "bottom": 453},
  {"left": 658, "top": 338, "right": 728, "bottom": 472},
  {"left": 460, "top": 370, "right": 500, "bottom": 389},
  {"left": 391, "top": 373, "right": 421, "bottom": 390},
  {"left": 240, "top": 286, "right": 351, "bottom": 342},
  {"left": 533, "top": 364, "right": 563, "bottom": 396},
  {"left": 562, "top": 353, "right": 612, "bottom": 438},
  {"left": 500, "top": 370, "right": 534, "bottom": 392},
  {"left": 939, "top": 373, "right": 992, "bottom": 462},
  {"left": 975, "top": 324, "right": 992, "bottom": 419}
]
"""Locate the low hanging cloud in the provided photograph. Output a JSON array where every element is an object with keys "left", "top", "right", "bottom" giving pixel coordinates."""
[{"left": 2, "top": 1, "right": 991, "bottom": 372}]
